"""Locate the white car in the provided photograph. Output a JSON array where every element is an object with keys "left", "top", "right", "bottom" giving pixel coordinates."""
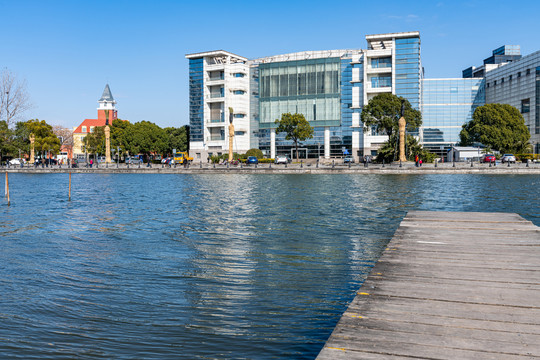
[
  {"left": 501, "top": 154, "right": 516, "bottom": 163},
  {"left": 9, "top": 158, "right": 25, "bottom": 165},
  {"left": 274, "top": 155, "right": 288, "bottom": 164}
]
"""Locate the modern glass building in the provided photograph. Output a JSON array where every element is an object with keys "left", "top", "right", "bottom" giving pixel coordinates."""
[
  {"left": 252, "top": 51, "right": 360, "bottom": 158},
  {"left": 421, "top": 78, "right": 485, "bottom": 157},
  {"left": 188, "top": 31, "right": 540, "bottom": 160}
]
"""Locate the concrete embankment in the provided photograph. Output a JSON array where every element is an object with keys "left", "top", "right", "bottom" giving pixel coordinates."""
[{"left": 3, "top": 162, "right": 540, "bottom": 174}]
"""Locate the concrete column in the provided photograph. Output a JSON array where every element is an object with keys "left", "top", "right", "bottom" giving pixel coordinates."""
[
  {"left": 352, "top": 130, "right": 360, "bottom": 162},
  {"left": 270, "top": 128, "right": 276, "bottom": 159},
  {"left": 324, "top": 127, "right": 330, "bottom": 159}
]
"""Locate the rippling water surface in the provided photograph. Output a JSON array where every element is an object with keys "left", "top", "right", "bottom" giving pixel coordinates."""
[{"left": 1, "top": 174, "right": 539, "bottom": 359}]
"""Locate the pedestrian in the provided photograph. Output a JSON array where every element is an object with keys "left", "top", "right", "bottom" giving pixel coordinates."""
[
  {"left": 415, "top": 154, "right": 419, "bottom": 167},
  {"left": 419, "top": 159, "right": 423, "bottom": 167},
  {"left": 90, "top": 159, "right": 93, "bottom": 168}
]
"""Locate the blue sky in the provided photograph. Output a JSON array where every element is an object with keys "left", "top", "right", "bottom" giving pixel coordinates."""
[{"left": 1, "top": 0, "right": 538, "bottom": 129}]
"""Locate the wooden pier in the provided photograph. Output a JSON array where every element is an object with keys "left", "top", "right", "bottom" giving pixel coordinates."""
[{"left": 317, "top": 210, "right": 540, "bottom": 359}]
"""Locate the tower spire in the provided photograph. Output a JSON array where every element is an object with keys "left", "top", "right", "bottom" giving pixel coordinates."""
[{"left": 99, "top": 84, "right": 114, "bottom": 102}]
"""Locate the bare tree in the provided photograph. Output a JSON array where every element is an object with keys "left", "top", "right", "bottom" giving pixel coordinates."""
[
  {"left": 52, "top": 125, "right": 74, "bottom": 153},
  {"left": 0, "top": 69, "right": 32, "bottom": 127}
]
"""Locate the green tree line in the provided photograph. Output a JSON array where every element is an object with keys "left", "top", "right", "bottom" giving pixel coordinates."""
[
  {"left": 83, "top": 119, "right": 189, "bottom": 158},
  {"left": 0, "top": 118, "right": 189, "bottom": 160}
]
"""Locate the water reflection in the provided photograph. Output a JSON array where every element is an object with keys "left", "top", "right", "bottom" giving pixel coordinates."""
[{"left": 0, "top": 173, "right": 538, "bottom": 359}]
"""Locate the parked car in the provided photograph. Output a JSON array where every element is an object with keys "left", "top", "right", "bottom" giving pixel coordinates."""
[
  {"left": 275, "top": 155, "right": 288, "bottom": 164},
  {"left": 501, "top": 154, "right": 517, "bottom": 163},
  {"left": 9, "top": 158, "right": 25, "bottom": 166},
  {"left": 343, "top": 155, "right": 355, "bottom": 164},
  {"left": 481, "top": 154, "right": 496, "bottom": 163},
  {"left": 126, "top": 156, "right": 142, "bottom": 164},
  {"left": 246, "top": 156, "right": 258, "bottom": 165}
]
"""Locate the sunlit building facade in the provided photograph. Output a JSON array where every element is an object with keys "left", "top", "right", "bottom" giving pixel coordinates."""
[{"left": 186, "top": 32, "right": 540, "bottom": 159}]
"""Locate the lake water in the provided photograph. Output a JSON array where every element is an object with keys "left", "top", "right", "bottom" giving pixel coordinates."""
[{"left": 1, "top": 173, "right": 539, "bottom": 359}]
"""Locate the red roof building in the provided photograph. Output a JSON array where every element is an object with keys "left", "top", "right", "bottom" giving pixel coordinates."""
[{"left": 73, "top": 84, "right": 123, "bottom": 156}]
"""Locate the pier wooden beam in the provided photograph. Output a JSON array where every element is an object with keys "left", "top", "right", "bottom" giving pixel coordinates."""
[{"left": 317, "top": 210, "right": 540, "bottom": 360}]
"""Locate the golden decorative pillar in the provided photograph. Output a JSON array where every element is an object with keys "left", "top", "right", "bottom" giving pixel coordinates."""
[
  {"left": 29, "top": 133, "right": 35, "bottom": 164},
  {"left": 105, "top": 125, "right": 111, "bottom": 164},
  {"left": 228, "top": 107, "right": 234, "bottom": 162},
  {"left": 104, "top": 109, "right": 111, "bottom": 164},
  {"left": 398, "top": 116, "right": 407, "bottom": 162}
]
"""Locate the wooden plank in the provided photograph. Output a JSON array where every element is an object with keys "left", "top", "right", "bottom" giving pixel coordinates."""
[{"left": 317, "top": 211, "right": 540, "bottom": 359}]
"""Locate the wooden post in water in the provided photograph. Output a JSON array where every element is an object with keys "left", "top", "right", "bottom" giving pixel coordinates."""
[
  {"left": 6, "top": 172, "right": 10, "bottom": 206},
  {"left": 68, "top": 172, "right": 71, "bottom": 201}
]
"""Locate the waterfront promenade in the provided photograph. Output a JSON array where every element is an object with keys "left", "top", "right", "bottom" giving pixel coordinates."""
[
  {"left": 3, "top": 161, "right": 540, "bottom": 174},
  {"left": 317, "top": 210, "right": 540, "bottom": 359}
]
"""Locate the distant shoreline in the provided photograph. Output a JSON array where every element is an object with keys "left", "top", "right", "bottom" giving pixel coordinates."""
[{"left": 3, "top": 163, "right": 540, "bottom": 175}]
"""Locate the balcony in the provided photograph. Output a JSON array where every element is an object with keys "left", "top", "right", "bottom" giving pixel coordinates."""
[{"left": 366, "top": 66, "right": 392, "bottom": 75}]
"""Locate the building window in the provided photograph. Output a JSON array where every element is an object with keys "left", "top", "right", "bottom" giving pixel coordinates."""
[
  {"left": 509, "top": 75, "right": 513, "bottom": 81},
  {"left": 521, "top": 98, "right": 530, "bottom": 113},
  {"left": 233, "top": 114, "right": 245, "bottom": 118},
  {"left": 234, "top": 131, "right": 245, "bottom": 136},
  {"left": 494, "top": 80, "right": 497, "bottom": 86},
  {"left": 82, "top": 126, "right": 87, "bottom": 133},
  {"left": 233, "top": 90, "right": 245, "bottom": 95},
  {"left": 526, "top": 69, "right": 531, "bottom": 75},
  {"left": 501, "top": 78, "right": 504, "bottom": 83},
  {"left": 371, "top": 75, "right": 392, "bottom": 88},
  {"left": 518, "top": 72, "right": 521, "bottom": 78},
  {"left": 233, "top": 73, "right": 245, "bottom": 77},
  {"left": 371, "top": 57, "right": 391, "bottom": 68},
  {"left": 90, "top": 126, "right": 95, "bottom": 133}
]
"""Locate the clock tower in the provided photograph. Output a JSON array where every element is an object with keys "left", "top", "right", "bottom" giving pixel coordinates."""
[{"left": 97, "top": 84, "right": 117, "bottom": 124}]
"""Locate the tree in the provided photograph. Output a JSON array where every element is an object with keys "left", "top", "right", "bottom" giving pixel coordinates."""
[
  {"left": 361, "top": 93, "right": 423, "bottom": 162},
  {"left": 110, "top": 118, "right": 134, "bottom": 156},
  {"left": 131, "top": 121, "right": 168, "bottom": 156},
  {"left": 245, "top": 148, "right": 264, "bottom": 159},
  {"left": 52, "top": 125, "right": 74, "bottom": 157},
  {"left": 274, "top": 113, "right": 314, "bottom": 161},
  {"left": 164, "top": 125, "right": 189, "bottom": 154},
  {"left": 25, "top": 119, "right": 60, "bottom": 157},
  {"left": 83, "top": 126, "right": 106, "bottom": 156},
  {"left": 0, "top": 69, "right": 32, "bottom": 127},
  {"left": 459, "top": 103, "right": 530, "bottom": 154},
  {"left": 361, "top": 93, "right": 422, "bottom": 137},
  {"left": 376, "top": 133, "right": 435, "bottom": 163}
]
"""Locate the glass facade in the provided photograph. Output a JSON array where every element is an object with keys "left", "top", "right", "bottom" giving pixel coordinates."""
[
  {"left": 536, "top": 66, "right": 540, "bottom": 135},
  {"left": 371, "top": 75, "right": 392, "bottom": 88},
  {"left": 189, "top": 58, "right": 204, "bottom": 142},
  {"left": 257, "top": 56, "right": 358, "bottom": 158},
  {"left": 421, "top": 78, "right": 485, "bottom": 156},
  {"left": 259, "top": 58, "right": 341, "bottom": 129},
  {"left": 395, "top": 37, "right": 421, "bottom": 110}
]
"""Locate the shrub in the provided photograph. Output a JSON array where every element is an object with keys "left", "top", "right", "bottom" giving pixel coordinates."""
[{"left": 245, "top": 148, "right": 264, "bottom": 159}]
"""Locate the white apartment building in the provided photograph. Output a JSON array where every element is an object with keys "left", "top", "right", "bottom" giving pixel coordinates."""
[{"left": 185, "top": 50, "right": 251, "bottom": 161}]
